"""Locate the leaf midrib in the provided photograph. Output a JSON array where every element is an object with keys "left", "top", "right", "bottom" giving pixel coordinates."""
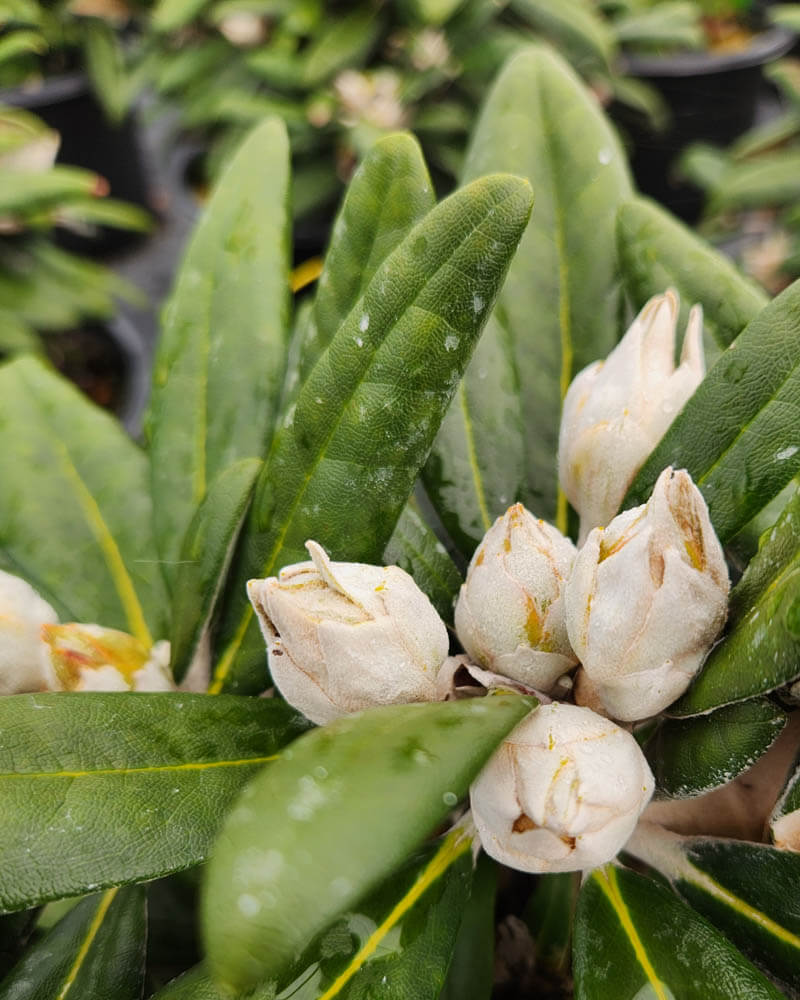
[{"left": 0, "top": 753, "right": 278, "bottom": 780}]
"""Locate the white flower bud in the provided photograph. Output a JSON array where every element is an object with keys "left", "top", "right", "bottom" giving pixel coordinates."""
[
  {"left": 454, "top": 504, "right": 578, "bottom": 692},
  {"left": 0, "top": 570, "right": 58, "bottom": 693},
  {"left": 217, "top": 12, "right": 265, "bottom": 47},
  {"left": 565, "top": 467, "right": 729, "bottom": 721},
  {"left": 558, "top": 289, "right": 705, "bottom": 541},
  {"left": 42, "top": 624, "right": 173, "bottom": 692},
  {"left": 470, "top": 702, "right": 654, "bottom": 873},
  {"left": 247, "top": 541, "right": 449, "bottom": 725}
]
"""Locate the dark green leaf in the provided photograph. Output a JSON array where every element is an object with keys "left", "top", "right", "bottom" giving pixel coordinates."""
[
  {"left": 524, "top": 872, "right": 577, "bottom": 975},
  {"left": 147, "top": 117, "right": 291, "bottom": 592},
  {"left": 210, "top": 172, "right": 533, "bottom": 693},
  {"left": 0, "top": 693, "right": 307, "bottom": 912},
  {"left": 625, "top": 278, "right": 800, "bottom": 542},
  {"left": 673, "top": 487, "right": 800, "bottom": 715},
  {"left": 574, "top": 864, "right": 784, "bottom": 999},
  {"left": 294, "top": 132, "right": 435, "bottom": 396},
  {"left": 0, "top": 356, "right": 167, "bottom": 639},
  {"left": 0, "top": 886, "right": 146, "bottom": 999},
  {"left": 644, "top": 699, "right": 787, "bottom": 797},
  {"left": 169, "top": 458, "right": 262, "bottom": 682},
  {"left": 438, "top": 853, "right": 496, "bottom": 1000},
  {"left": 383, "top": 498, "right": 462, "bottom": 624},
  {"left": 616, "top": 196, "right": 767, "bottom": 355},
  {"left": 425, "top": 46, "right": 631, "bottom": 552},
  {"left": 202, "top": 694, "right": 536, "bottom": 994},
  {"left": 627, "top": 825, "right": 800, "bottom": 993}
]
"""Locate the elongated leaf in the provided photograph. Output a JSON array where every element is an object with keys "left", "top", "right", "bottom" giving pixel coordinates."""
[
  {"left": 0, "top": 357, "right": 166, "bottom": 640},
  {"left": 210, "top": 173, "right": 532, "bottom": 693},
  {"left": 299, "top": 9, "right": 381, "bottom": 88},
  {"left": 294, "top": 132, "right": 435, "bottom": 394},
  {"left": 425, "top": 46, "right": 631, "bottom": 553},
  {"left": 673, "top": 487, "right": 800, "bottom": 715},
  {"left": 383, "top": 498, "right": 462, "bottom": 624},
  {"left": 625, "top": 278, "right": 800, "bottom": 543},
  {"left": 147, "top": 118, "right": 291, "bottom": 591},
  {"left": 439, "top": 853, "right": 496, "bottom": 1000},
  {"left": 0, "top": 886, "right": 146, "bottom": 999},
  {"left": 202, "top": 694, "right": 536, "bottom": 994},
  {"left": 644, "top": 699, "right": 787, "bottom": 797},
  {"left": 153, "top": 0, "right": 210, "bottom": 32},
  {"left": 616, "top": 197, "right": 767, "bottom": 354},
  {"left": 509, "top": 0, "right": 615, "bottom": 75},
  {"left": 82, "top": 19, "right": 131, "bottom": 125},
  {"left": 524, "top": 872, "right": 577, "bottom": 975},
  {"left": 0, "top": 693, "right": 307, "bottom": 912},
  {"left": 0, "top": 167, "right": 103, "bottom": 215},
  {"left": 170, "top": 458, "right": 262, "bottom": 682},
  {"left": 574, "top": 864, "right": 784, "bottom": 999},
  {"left": 627, "top": 824, "right": 800, "bottom": 993}
]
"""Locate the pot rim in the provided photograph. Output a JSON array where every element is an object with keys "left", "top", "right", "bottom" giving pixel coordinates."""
[
  {"left": 0, "top": 71, "right": 88, "bottom": 110},
  {"left": 620, "top": 25, "right": 795, "bottom": 78}
]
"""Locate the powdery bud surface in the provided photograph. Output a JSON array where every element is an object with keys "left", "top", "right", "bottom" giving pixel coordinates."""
[
  {"left": 248, "top": 541, "right": 449, "bottom": 725},
  {"left": 470, "top": 702, "right": 654, "bottom": 873},
  {"left": 558, "top": 289, "right": 704, "bottom": 541},
  {"left": 42, "top": 623, "right": 173, "bottom": 692},
  {"left": 454, "top": 504, "right": 577, "bottom": 692},
  {"left": 0, "top": 569, "right": 58, "bottom": 693},
  {"left": 565, "top": 467, "right": 729, "bottom": 721}
]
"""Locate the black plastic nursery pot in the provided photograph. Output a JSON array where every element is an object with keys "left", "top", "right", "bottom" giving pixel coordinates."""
[
  {"left": 0, "top": 72, "right": 155, "bottom": 254},
  {"left": 612, "top": 26, "right": 795, "bottom": 222}
]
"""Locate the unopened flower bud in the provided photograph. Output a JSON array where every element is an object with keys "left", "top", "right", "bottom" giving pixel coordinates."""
[
  {"left": 42, "top": 624, "right": 173, "bottom": 692},
  {"left": 247, "top": 541, "right": 449, "bottom": 725},
  {"left": 470, "top": 702, "right": 654, "bottom": 873},
  {"left": 0, "top": 570, "right": 58, "bottom": 693},
  {"left": 565, "top": 467, "right": 729, "bottom": 721},
  {"left": 454, "top": 505, "right": 577, "bottom": 691},
  {"left": 558, "top": 289, "right": 705, "bottom": 541}
]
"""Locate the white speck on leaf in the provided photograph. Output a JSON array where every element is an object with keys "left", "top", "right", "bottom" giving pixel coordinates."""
[
  {"left": 598, "top": 148, "right": 612, "bottom": 165},
  {"left": 359, "top": 313, "right": 370, "bottom": 332},
  {"left": 444, "top": 335, "right": 459, "bottom": 352},
  {"left": 776, "top": 446, "right": 798, "bottom": 461},
  {"left": 237, "top": 893, "right": 262, "bottom": 917}
]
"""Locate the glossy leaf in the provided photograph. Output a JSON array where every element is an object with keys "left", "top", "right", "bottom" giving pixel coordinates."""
[
  {"left": 293, "top": 132, "right": 435, "bottom": 396},
  {"left": 383, "top": 498, "right": 462, "bottom": 624},
  {"left": 574, "top": 864, "right": 784, "bottom": 999},
  {"left": 673, "top": 487, "right": 800, "bottom": 715},
  {"left": 0, "top": 887, "right": 146, "bottom": 999},
  {"left": 0, "top": 693, "right": 307, "bottom": 912},
  {"left": 210, "top": 172, "right": 532, "bottom": 693},
  {"left": 0, "top": 356, "right": 166, "bottom": 640},
  {"left": 625, "top": 278, "right": 800, "bottom": 543},
  {"left": 147, "top": 117, "right": 291, "bottom": 591},
  {"left": 644, "top": 699, "right": 787, "bottom": 798},
  {"left": 616, "top": 196, "right": 767, "bottom": 355},
  {"left": 771, "top": 752, "right": 800, "bottom": 840},
  {"left": 627, "top": 824, "right": 800, "bottom": 993},
  {"left": 169, "top": 458, "right": 262, "bottom": 682},
  {"left": 439, "top": 853, "right": 496, "bottom": 1000},
  {"left": 202, "top": 694, "right": 536, "bottom": 995},
  {"left": 425, "top": 46, "right": 631, "bottom": 553}
]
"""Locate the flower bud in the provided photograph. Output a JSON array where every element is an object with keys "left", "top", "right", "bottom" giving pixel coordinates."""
[
  {"left": 42, "top": 624, "right": 173, "bottom": 692},
  {"left": 558, "top": 289, "right": 704, "bottom": 541},
  {"left": 470, "top": 702, "right": 654, "bottom": 873},
  {"left": 565, "top": 467, "right": 729, "bottom": 721},
  {"left": 454, "top": 504, "right": 578, "bottom": 692},
  {"left": 247, "top": 541, "right": 449, "bottom": 725},
  {"left": 0, "top": 570, "right": 58, "bottom": 693}
]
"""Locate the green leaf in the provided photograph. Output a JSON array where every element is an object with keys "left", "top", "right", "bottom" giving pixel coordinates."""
[
  {"left": 425, "top": 46, "right": 631, "bottom": 552},
  {"left": 771, "top": 751, "right": 800, "bottom": 842},
  {"left": 672, "top": 488, "right": 800, "bottom": 715},
  {"left": 210, "top": 172, "right": 533, "bottom": 693},
  {"left": 625, "top": 278, "right": 800, "bottom": 543},
  {"left": 0, "top": 886, "right": 146, "bottom": 999},
  {"left": 616, "top": 196, "right": 768, "bottom": 355},
  {"left": 439, "top": 853, "right": 496, "bottom": 1000},
  {"left": 81, "top": 19, "right": 131, "bottom": 125},
  {"left": 524, "top": 872, "right": 578, "bottom": 975},
  {"left": 701, "top": 151, "right": 800, "bottom": 214},
  {"left": 382, "top": 498, "right": 462, "bottom": 624},
  {"left": 0, "top": 356, "right": 166, "bottom": 640},
  {"left": 152, "top": 0, "right": 210, "bottom": 33},
  {"left": 508, "top": 0, "right": 615, "bottom": 76},
  {"left": 612, "top": 2, "right": 703, "bottom": 50},
  {"left": 644, "top": 700, "right": 787, "bottom": 798},
  {"left": 574, "top": 864, "right": 785, "bottom": 999},
  {"left": 202, "top": 694, "right": 536, "bottom": 995},
  {"left": 149, "top": 964, "right": 223, "bottom": 999},
  {"left": 147, "top": 118, "right": 291, "bottom": 592},
  {"left": 169, "top": 458, "right": 262, "bottom": 683},
  {"left": 299, "top": 9, "right": 382, "bottom": 88},
  {"left": 627, "top": 825, "right": 800, "bottom": 994},
  {"left": 293, "top": 132, "right": 436, "bottom": 398},
  {"left": 0, "top": 693, "right": 307, "bottom": 912},
  {"left": 0, "top": 167, "right": 103, "bottom": 216}
]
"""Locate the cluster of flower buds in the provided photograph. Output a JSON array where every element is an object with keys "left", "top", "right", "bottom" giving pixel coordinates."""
[{"left": 0, "top": 568, "right": 173, "bottom": 693}]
